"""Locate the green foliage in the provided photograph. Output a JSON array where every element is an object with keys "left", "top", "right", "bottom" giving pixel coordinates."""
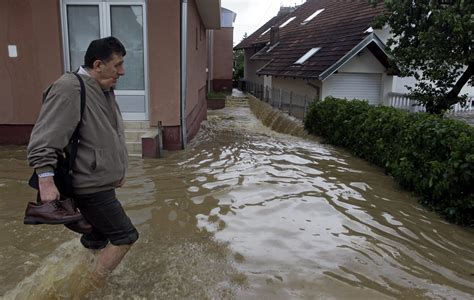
[
  {"left": 207, "top": 91, "right": 230, "bottom": 99},
  {"left": 233, "top": 33, "right": 247, "bottom": 81},
  {"left": 233, "top": 49, "right": 244, "bottom": 81},
  {"left": 371, "top": 0, "right": 474, "bottom": 114},
  {"left": 304, "top": 97, "right": 474, "bottom": 225}
]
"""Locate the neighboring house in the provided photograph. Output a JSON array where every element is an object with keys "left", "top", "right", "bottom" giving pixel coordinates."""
[
  {"left": 234, "top": 0, "right": 473, "bottom": 107},
  {"left": 208, "top": 7, "right": 236, "bottom": 92},
  {"left": 0, "top": 0, "right": 234, "bottom": 154}
]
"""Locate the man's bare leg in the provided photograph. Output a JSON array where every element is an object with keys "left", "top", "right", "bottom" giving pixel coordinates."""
[{"left": 94, "top": 244, "right": 132, "bottom": 278}]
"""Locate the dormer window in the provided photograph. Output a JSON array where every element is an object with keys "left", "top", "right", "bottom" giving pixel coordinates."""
[
  {"left": 279, "top": 16, "right": 296, "bottom": 28},
  {"left": 301, "top": 9, "right": 325, "bottom": 25},
  {"left": 294, "top": 47, "right": 321, "bottom": 65},
  {"left": 266, "top": 42, "right": 280, "bottom": 53}
]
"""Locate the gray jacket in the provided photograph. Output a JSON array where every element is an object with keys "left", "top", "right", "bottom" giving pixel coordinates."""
[{"left": 27, "top": 72, "right": 128, "bottom": 195}]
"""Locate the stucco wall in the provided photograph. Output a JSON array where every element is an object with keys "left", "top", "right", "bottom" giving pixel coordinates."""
[
  {"left": 375, "top": 27, "right": 473, "bottom": 97},
  {"left": 263, "top": 75, "right": 272, "bottom": 90},
  {"left": 271, "top": 77, "right": 321, "bottom": 100},
  {"left": 392, "top": 74, "right": 474, "bottom": 96},
  {"left": 244, "top": 48, "right": 265, "bottom": 85},
  {"left": 212, "top": 27, "right": 233, "bottom": 81},
  {"left": 0, "top": 0, "right": 63, "bottom": 125},
  {"left": 338, "top": 49, "right": 386, "bottom": 74},
  {"left": 186, "top": 0, "right": 208, "bottom": 141},
  {"left": 148, "top": 0, "right": 181, "bottom": 127}
]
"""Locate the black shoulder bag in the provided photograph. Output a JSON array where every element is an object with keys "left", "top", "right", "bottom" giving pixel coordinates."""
[{"left": 28, "top": 73, "right": 86, "bottom": 199}]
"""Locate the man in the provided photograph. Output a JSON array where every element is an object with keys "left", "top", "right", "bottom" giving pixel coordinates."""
[{"left": 27, "top": 36, "right": 139, "bottom": 278}]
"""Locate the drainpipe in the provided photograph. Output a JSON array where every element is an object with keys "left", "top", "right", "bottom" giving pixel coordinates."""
[
  {"left": 180, "top": 0, "right": 188, "bottom": 149},
  {"left": 207, "top": 30, "right": 213, "bottom": 94}
]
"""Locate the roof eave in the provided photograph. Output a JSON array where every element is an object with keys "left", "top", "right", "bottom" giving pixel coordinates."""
[
  {"left": 319, "top": 33, "right": 389, "bottom": 81},
  {"left": 196, "top": 0, "right": 221, "bottom": 29}
]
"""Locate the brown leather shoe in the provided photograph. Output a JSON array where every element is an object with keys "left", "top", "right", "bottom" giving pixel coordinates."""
[
  {"left": 24, "top": 200, "right": 84, "bottom": 225},
  {"left": 60, "top": 199, "right": 93, "bottom": 234}
]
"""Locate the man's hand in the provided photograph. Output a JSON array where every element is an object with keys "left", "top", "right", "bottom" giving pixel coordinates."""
[{"left": 38, "top": 177, "right": 60, "bottom": 202}]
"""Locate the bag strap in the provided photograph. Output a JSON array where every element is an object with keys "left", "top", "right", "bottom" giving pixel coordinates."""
[{"left": 69, "top": 72, "right": 86, "bottom": 170}]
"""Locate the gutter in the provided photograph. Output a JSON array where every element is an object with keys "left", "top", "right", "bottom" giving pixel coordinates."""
[{"left": 180, "top": 0, "right": 188, "bottom": 149}]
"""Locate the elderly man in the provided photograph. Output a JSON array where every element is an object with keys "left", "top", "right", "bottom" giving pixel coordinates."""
[{"left": 27, "top": 36, "right": 139, "bottom": 278}]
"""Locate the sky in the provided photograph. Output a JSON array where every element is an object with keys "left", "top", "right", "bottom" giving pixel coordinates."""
[{"left": 221, "top": 0, "right": 306, "bottom": 45}]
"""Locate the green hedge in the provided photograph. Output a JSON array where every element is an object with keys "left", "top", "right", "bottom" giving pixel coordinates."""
[{"left": 304, "top": 97, "right": 474, "bottom": 225}]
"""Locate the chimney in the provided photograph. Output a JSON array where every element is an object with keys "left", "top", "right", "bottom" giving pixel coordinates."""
[
  {"left": 278, "top": 5, "right": 297, "bottom": 15},
  {"left": 270, "top": 26, "right": 280, "bottom": 45}
]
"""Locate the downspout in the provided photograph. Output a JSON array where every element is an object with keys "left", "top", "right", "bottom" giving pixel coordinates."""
[
  {"left": 207, "top": 30, "right": 213, "bottom": 94},
  {"left": 180, "top": 0, "right": 188, "bottom": 149}
]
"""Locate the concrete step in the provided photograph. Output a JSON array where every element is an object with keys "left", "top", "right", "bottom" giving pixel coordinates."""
[
  {"left": 126, "top": 141, "right": 142, "bottom": 156},
  {"left": 125, "top": 129, "right": 149, "bottom": 143},
  {"left": 123, "top": 121, "right": 150, "bottom": 130}
]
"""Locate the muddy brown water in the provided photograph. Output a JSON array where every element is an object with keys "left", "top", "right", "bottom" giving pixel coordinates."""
[{"left": 0, "top": 101, "right": 473, "bottom": 299}]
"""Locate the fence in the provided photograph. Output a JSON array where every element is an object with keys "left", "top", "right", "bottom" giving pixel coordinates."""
[
  {"left": 388, "top": 92, "right": 474, "bottom": 114},
  {"left": 243, "top": 81, "right": 474, "bottom": 119},
  {"left": 388, "top": 93, "right": 426, "bottom": 112},
  {"left": 243, "top": 81, "right": 315, "bottom": 121}
]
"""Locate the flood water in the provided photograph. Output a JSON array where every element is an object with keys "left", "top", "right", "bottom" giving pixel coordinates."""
[{"left": 1, "top": 98, "right": 473, "bottom": 299}]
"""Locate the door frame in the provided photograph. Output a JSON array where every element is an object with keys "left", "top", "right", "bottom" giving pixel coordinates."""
[{"left": 60, "top": 0, "right": 150, "bottom": 121}]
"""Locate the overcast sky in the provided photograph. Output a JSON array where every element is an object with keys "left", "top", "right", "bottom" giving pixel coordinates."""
[{"left": 221, "top": 0, "right": 306, "bottom": 45}]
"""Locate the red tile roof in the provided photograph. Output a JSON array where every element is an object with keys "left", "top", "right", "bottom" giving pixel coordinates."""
[{"left": 235, "top": 0, "right": 385, "bottom": 79}]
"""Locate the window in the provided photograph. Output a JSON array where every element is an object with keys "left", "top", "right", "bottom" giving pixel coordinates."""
[
  {"left": 279, "top": 16, "right": 296, "bottom": 28},
  {"left": 266, "top": 42, "right": 279, "bottom": 53},
  {"left": 294, "top": 47, "right": 321, "bottom": 65},
  {"left": 62, "top": 0, "right": 148, "bottom": 121},
  {"left": 301, "top": 9, "right": 325, "bottom": 25},
  {"left": 260, "top": 28, "right": 270, "bottom": 36}
]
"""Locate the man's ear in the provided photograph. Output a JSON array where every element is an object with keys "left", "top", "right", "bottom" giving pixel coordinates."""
[{"left": 92, "top": 59, "right": 102, "bottom": 72}]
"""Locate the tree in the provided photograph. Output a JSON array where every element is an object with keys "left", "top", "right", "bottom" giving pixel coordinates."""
[
  {"left": 233, "top": 33, "right": 247, "bottom": 81},
  {"left": 371, "top": 0, "right": 473, "bottom": 114},
  {"left": 233, "top": 49, "right": 244, "bottom": 81}
]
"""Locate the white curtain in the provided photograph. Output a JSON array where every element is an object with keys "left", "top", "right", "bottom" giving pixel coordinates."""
[
  {"left": 67, "top": 5, "right": 100, "bottom": 71},
  {"left": 111, "top": 5, "right": 145, "bottom": 90}
]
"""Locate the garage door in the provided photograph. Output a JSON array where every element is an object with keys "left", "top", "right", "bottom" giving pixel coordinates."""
[{"left": 324, "top": 73, "right": 382, "bottom": 105}]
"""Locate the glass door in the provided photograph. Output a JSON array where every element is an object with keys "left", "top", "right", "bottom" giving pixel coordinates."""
[{"left": 61, "top": 1, "right": 148, "bottom": 121}]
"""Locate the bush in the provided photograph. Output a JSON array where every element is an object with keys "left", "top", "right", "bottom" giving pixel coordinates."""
[
  {"left": 304, "top": 97, "right": 474, "bottom": 225},
  {"left": 207, "top": 91, "right": 230, "bottom": 99}
]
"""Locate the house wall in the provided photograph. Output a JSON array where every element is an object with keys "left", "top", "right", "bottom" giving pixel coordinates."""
[
  {"left": 185, "top": 0, "right": 208, "bottom": 145},
  {"left": 338, "top": 50, "right": 385, "bottom": 74},
  {"left": 244, "top": 48, "right": 265, "bottom": 85},
  {"left": 0, "top": 0, "right": 63, "bottom": 144},
  {"left": 321, "top": 49, "right": 392, "bottom": 104},
  {"left": 211, "top": 27, "right": 233, "bottom": 92},
  {"left": 148, "top": 0, "right": 182, "bottom": 150},
  {"left": 271, "top": 77, "right": 321, "bottom": 100},
  {"left": 263, "top": 75, "right": 272, "bottom": 90},
  {"left": 375, "top": 27, "right": 474, "bottom": 97},
  {"left": 392, "top": 74, "right": 474, "bottom": 96}
]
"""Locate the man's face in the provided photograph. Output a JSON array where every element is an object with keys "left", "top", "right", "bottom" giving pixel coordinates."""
[{"left": 95, "top": 53, "right": 125, "bottom": 90}]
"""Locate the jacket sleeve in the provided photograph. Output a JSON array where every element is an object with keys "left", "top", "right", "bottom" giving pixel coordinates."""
[{"left": 27, "top": 81, "right": 81, "bottom": 173}]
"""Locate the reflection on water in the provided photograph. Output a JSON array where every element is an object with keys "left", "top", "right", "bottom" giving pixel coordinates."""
[{"left": 0, "top": 101, "right": 473, "bottom": 299}]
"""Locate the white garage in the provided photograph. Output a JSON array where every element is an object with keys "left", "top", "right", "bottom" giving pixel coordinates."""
[{"left": 322, "top": 72, "right": 383, "bottom": 105}]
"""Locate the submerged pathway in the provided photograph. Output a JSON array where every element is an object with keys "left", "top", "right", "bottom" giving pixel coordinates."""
[{"left": 1, "top": 96, "right": 473, "bottom": 299}]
